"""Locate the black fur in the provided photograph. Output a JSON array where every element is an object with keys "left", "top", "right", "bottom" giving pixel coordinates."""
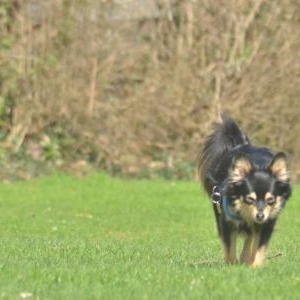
[{"left": 198, "top": 113, "right": 292, "bottom": 266}]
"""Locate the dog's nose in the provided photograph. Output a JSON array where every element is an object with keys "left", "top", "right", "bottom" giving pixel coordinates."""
[{"left": 256, "top": 212, "right": 264, "bottom": 221}]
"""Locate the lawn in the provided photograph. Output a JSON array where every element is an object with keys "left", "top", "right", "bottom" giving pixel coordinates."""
[{"left": 0, "top": 173, "right": 299, "bottom": 299}]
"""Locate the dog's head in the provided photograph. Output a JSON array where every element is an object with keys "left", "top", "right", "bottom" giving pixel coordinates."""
[{"left": 226, "top": 152, "right": 291, "bottom": 224}]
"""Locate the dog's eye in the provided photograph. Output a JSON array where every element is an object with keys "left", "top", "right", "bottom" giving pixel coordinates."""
[
  {"left": 266, "top": 196, "right": 276, "bottom": 205},
  {"left": 245, "top": 195, "right": 256, "bottom": 204}
]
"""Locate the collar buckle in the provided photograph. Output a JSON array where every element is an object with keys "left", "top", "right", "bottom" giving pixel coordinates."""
[{"left": 212, "top": 186, "right": 222, "bottom": 214}]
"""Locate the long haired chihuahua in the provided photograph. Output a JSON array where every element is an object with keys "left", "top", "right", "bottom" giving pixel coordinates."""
[{"left": 198, "top": 114, "right": 291, "bottom": 267}]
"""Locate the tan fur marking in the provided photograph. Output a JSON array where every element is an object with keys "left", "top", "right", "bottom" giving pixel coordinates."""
[
  {"left": 269, "top": 196, "right": 284, "bottom": 219},
  {"left": 251, "top": 246, "right": 267, "bottom": 268},
  {"left": 263, "top": 205, "right": 271, "bottom": 218},
  {"left": 240, "top": 236, "right": 253, "bottom": 264},
  {"left": 265, "top": 192, "right": 273, "bottom": 201},
  {"left": 238, "top": 201, "right": 257, "bottom": 225},
  {"left": 270, "top": 156, "right": 289, "bottom": 182},
  {"left": 230, "top": 157, "right": 252, "bottom": 182},
  {"left": 248, "top": 192, "right": 257, "bottom": 200}
]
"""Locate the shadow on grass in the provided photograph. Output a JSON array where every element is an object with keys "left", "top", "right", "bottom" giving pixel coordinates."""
[
  {"left": 189, "top": 259, "right": 224, "bottom": 268},
  {"left": 188, "top": 252, "right": 283, "bottom": 269}
]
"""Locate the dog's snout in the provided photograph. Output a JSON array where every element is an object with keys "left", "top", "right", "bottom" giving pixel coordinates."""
[
  {"left": 256, "top": 212, "right": 264, "bottom": 221},
  {"left": 257, "top": 200, "right": 265, "bottom": 210}
]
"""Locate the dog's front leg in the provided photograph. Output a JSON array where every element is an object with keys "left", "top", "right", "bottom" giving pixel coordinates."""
[
  {"left": 240, "top": 235, "right": 253, "bottom": 264},
  {"left": 223, "top": 228, "right": 238, "bottom": 264},
  {"left": 250, "top": 221, "right": 276, "bottom": 267},
  {"left": 250, "top": 232, "right": 266, "bottom": 268}
]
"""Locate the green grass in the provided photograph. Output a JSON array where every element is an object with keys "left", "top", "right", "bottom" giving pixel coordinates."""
[{"left": 0, "top": 173, "right": 299, "bottom": 299}]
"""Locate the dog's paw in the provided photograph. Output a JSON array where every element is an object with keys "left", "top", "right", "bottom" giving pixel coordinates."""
[{"left": 250, "top": 261, "right": 263, "bottom": 268}]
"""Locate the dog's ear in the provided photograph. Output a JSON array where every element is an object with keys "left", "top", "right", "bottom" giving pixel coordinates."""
[
  {"left": 269, "top": 152, "right": 290, "bottom": 182},
  {"left": 230, "top": 154, "right": 253, "bottom": 183}
]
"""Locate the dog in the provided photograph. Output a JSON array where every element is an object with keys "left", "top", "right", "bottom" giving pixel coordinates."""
[{"left": 198, "top": 113, "right": 292, "bottom": 267}]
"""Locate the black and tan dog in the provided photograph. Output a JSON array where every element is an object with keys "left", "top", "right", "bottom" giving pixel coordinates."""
[{"left": 198, "top": 114, "right": 291, "bottom": 267}]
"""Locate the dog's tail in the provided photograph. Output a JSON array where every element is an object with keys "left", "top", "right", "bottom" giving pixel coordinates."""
[{"left": 198, "top": 113, "right": 250, "bottom": 194}]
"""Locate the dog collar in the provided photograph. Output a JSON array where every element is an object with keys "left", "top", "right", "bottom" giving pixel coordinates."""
[
  {"left": 222, "top": 196, "right": 242, "bottom": 222},
  {"left": 212, "top": 185, "right": 242, "bottom": 222}
]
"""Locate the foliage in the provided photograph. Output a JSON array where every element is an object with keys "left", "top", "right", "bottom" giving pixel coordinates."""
[{"left": 0, "top": 0, "right": 300, "bottom": 180}]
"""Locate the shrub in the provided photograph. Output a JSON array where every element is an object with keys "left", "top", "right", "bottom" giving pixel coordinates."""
[{"left": 0, "top": 0, "right": 299, "bottom": 181}]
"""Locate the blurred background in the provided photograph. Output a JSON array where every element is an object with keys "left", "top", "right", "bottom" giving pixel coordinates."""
[{"left": 0, "top": 0, "right": 299, "bottom": 182}]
